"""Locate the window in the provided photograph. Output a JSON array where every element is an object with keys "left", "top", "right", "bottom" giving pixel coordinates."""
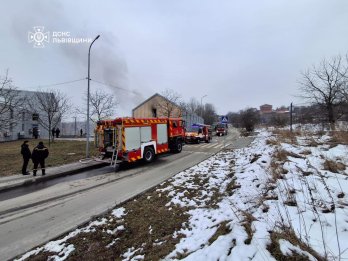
[
  {"left": 172, "top": 121, "right": 177, "bottom": 128},
  {"left": 152, "top": 108, "right": 157, "bottom": 117}
]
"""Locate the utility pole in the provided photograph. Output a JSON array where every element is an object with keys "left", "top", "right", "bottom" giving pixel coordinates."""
[
  {"left": 290, "top": 102, "right": 293, "bottom": 133},
  {"left": 74, "top": 116, "right": 77, "bottom": 137},
  {"left": 200, "top": 94, "right": 207, "bottom": 123},
  {"left": 86, "top": 34, "right": 100, "bottom": 158}
]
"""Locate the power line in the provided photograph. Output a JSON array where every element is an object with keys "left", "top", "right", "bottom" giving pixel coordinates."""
[
  {"left": 90, "top": 79, "right": 140, "bottom": 96},
  {"left": 23, "top": 78, "right": 86, "bottom": 89}
]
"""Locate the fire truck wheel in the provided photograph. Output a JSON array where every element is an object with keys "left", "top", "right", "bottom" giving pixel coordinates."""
[
  {"left": 175, "top": 140, "right": 182, "bottom": 153},
  {"left": 143, "top": 147, "right": 155, "bottom": 163}
]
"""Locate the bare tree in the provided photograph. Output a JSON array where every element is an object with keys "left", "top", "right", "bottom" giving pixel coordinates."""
[
  {"left": 0, "top": 70, "right": 25, "bottom": 133},
  {"left": 299, "top": 56, "right": 347, "bottom": 128},
  {"left": 239, "top": 108, "right": 260, "bottom": 132},
  {"left": 27, "top": 89, "right": 70, "bottom": 145},
  {"left": 186, "top": 97, "right": 200, "bottom": 114},
  {"left": 202, "top": 103, "right": 217, "bottom": 125},
  {"left": 156, "top": 89, "right": 182, "bottom": 117},
  {"left": 77, "top": 90, "right": 118, "bottom": 123}
]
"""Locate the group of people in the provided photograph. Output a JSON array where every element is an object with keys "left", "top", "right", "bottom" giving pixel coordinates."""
[
  {"left": 21, "top": 140, "right": 49, "bottom": 176},
  {"left": 51, "top": 127, "right": 61, "bottom": 138}
]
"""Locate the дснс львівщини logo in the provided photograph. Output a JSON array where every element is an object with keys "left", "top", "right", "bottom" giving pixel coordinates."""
[{"left": 28, "top": 26, "right": 50, "bottom": 48}]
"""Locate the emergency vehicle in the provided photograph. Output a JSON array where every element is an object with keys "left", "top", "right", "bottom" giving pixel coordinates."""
[
  {"left": 185, "top": 123, "right": 212, "bottom": 144},
  {"left": 95, "top": 117, "right": 185, "bottom": 166},
  {"left": 215, "top": 123, "right": 228, "bottom": 136}
]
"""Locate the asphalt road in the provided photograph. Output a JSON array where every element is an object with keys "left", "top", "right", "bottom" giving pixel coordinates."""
[{"left": 0, "top": 129, "right": 245, "bottom": 260}]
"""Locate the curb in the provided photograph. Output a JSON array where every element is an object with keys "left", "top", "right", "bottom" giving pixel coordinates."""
[{"left": 0, "top": 161, "right": 109, "bottom": 193}]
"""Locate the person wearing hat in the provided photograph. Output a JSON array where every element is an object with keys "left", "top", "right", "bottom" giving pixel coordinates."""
[
  {"left": 20, "top": 140, "right": 31, "bottom": 175},
  {"left": 32, "top": 141, "right": 49, "bottom": 176}
]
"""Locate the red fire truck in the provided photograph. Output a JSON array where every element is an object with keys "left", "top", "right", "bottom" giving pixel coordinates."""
[{"left": 95, "top": 117, "right": 185, "bottom": 164}]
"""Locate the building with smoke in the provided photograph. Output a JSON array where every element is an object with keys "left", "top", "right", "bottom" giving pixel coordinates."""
[{"left": 132, "top": 93, "right": 203, "bottom": 128}]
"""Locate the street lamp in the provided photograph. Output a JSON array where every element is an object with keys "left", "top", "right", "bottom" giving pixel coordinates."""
[
  {"left": 86, "top": 34, "right": 100, "bottom": 158},
  {"left": 200, "top": 94, "right": 207, "bottom": 121}
]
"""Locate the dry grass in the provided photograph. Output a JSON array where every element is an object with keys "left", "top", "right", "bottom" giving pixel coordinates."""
[
  {"left": 323, "top": 159, "right": 346, "bottom": 173},
  {"left": 266, "top": 138, "right": 279, "bottom": 146},
  {"left": 208, "top": 221, "right": 232, "bottom": 245},
  {"left": 272, "top": 129, "right": 299, "bottom": 144},
  {"left": 329, "top": 131, "right": 348, "bottom": 145},
  {"left": 225, "top": 178, "right": 241, "bottom": 196},
  {"left": 0, "top": 139, "right": 98, "bottom": 176},
  {"left": 241, "top": 211, "right": 256, "bottom": 245},
  {"left": 269, "top": 149, "right": 289, "bottom": 182},
  {"left": 30, "top": 186, "right": 189, "bottom": 261},
  {"left": 267, "top": 226, "right": 325, "bottom": 261}
]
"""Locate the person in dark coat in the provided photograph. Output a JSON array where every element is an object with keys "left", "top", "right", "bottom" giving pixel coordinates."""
[
  {"left": 33, "top": 127, "right": 39, "bottom": 139},
  {"left": 21, "top": 140, "right": 31, "bottom": 175},
  {"left": 51, "top": 128, "right": 56, "bottom": 139},
  {"left": 80, "top": 128, "right": 83, "bottom": 137},
  {"left": 55, "top": 127, "right": 60, "bottom": 138},
  {"left": 32, "top": 141, "right": 49, "bottom": 176}
]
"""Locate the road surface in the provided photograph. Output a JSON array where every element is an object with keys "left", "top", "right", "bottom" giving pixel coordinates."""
[{"left": 0, "top": 129, "right": 252, "bottom": 260}]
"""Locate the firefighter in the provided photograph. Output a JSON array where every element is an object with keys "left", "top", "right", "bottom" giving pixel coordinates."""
[
  {"left": 21, "top": 140, "right": 31, "bottom": 175},
  {"left": 32, "top": 141, "right": 49, "bottom": 176}
]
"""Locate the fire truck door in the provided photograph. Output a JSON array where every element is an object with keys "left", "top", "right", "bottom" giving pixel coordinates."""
[
  {"left": 124, "top": 127, "right": 141, "bottom": 151},
  {"left": 157, "top": 124, "right": 168, "bottom": 144}
]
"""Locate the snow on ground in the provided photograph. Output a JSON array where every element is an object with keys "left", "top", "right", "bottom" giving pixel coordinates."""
[{"left": 16, "top": 128, "right": 348, "bottom": 260}]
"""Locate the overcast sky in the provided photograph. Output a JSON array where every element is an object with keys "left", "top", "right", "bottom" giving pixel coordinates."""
[{"left": 1, "top": 0, "right": 348, "bottom": 121}]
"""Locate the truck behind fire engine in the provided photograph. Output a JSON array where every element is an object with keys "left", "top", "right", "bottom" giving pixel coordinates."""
[
  {"left": 215, "top": 123, "right": 228, "bottom": 136},
  {"left": 185, "top": 123, "right": 212, "bottom": 144},
  {"left": 95, "top": 117, "right": 185, "bottom": 164}
]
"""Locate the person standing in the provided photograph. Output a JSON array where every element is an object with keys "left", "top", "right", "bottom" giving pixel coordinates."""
[
  {"left": 21, "top": 140, "right": 31, "bottom": 175},
  {"left": 56, "top": 127, "right": 60, "bottom": 138},
  {"left": 32, "top": 141, "right": 49, "bottom": 176},
  {"left": 51, "top": 128, "right": 56, "bottom": 139},
  {"left": 80, "top": 128, "right": 83, "bottom": 137},
  {"left": 33, "top": 127, "right": 38, "bottom": 139}
]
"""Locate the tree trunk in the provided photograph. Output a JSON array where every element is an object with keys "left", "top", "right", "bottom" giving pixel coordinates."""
[{"left": 328, "top": 104, "right": 336, "bottom": 130}]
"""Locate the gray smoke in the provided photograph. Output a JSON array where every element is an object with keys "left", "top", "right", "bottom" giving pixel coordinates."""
[{"left": 10, "top": 0, "right": 143, "bottom": 115}]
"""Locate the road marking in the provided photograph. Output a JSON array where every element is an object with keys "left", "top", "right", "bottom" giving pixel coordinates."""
[{"left": 205, "top": 143, "right": 215, "bottom": 148}]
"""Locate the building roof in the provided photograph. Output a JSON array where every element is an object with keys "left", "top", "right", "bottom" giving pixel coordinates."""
[{"left": 132, "top": 93, "right": 178, "bottom": 113}]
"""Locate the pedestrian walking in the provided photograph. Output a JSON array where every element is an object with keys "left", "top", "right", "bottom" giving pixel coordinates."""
[
  {"left": 51, "top": 127, "right": 56, "bottom": 139},
  {"left": 56, "top": 127, "right": 60, "bottom": 138},
  {"left": 80, "top": 128, "right": 83, "bottom": 137},
  {"left": 32, "top": 141, "right": 49, "bottom": 176},
  {"left": 21, "top": 140, "right": 31, "bottom": 175}
]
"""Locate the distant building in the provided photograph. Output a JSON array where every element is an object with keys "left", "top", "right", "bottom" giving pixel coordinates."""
[
  {"left": 0, "top": 90, "right": 56, "bottom": 142},
  {"left": 260, "top": 104, "right": 273, "bottom": 113},
  {"left": 259, "top": 104, "right": 273, "bottom": 124},
  {"left": 259, "top": 104, "right": 290, "bottom": 125},
  {"left": 132, "top": 93, "right": 203, "bottom": 127}
]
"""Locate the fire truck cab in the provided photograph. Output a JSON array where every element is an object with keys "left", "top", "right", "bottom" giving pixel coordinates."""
[
  {"left": 95, "top": 117, "right": 185, "bottom": 164},
  {"left": 215, "top": 123, "right": 228, "bottom": 136}
]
